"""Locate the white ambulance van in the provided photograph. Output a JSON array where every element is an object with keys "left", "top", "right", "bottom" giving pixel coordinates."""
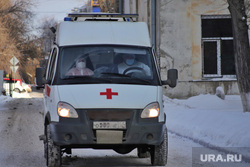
[{"left": 36, "top": 13, "right": 178, "bottom": 167}]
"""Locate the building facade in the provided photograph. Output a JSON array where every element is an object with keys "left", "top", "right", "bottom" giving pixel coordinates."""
[{"left": 123, "top": 0, "right": 239, "bottom": 98}]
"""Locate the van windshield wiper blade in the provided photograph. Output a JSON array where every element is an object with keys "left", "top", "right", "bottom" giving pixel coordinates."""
[
  {"left": 101, "top": 72, "right": 152, "bottom": 84},
  {"left": 100, "top": 72, "right": 131, "bottom": 78},
  {"left": 62, "top": 75, "right": 112, "bottom": 82},
  {"left": 62, "top": 75, "right": 92, "bottom": 79},
  {"left": 131, "top": 77, "right": 152, "bottom": 84}
]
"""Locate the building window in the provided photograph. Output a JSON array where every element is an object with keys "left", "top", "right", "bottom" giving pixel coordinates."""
[{"left": 201, "top": 15, "right": 235, "bottom": 78}]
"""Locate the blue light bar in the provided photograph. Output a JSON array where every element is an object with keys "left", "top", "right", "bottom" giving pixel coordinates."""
[
  {"left": 64, "top": 17, "right": 72, "bottom": 21},
  {"left": 68, "top": 13, "right": 138, "bottom": 18}
]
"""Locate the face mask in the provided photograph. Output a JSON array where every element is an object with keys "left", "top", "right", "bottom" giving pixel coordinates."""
[
  {"left": 125, "top": 59, "right": 135, "bottom": 66},
  {"left": 76, "top": 62, "right": 86, "bottom": 69}
]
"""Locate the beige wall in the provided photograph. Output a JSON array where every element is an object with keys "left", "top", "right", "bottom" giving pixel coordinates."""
[{"left": 124, "top": 0, "right": 239, "bottom": 98}]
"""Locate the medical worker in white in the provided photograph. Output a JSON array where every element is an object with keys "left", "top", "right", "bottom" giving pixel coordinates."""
[
  {"left": 117, "top": 54, "right": 151, "bottom": 76},
  {"left": 66, "top": 57, "right": 94, "bottom": 76}
]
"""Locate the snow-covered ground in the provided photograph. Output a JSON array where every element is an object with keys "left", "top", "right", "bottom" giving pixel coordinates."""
[
  {"left": 0, "top": 92, "right": 249, "bottom": 166},
  {"left": 0, "top": 93, "right": 45, "bottom": 167},
  {"left": 165, "top": 94, "right": 250, "bottom": 159},
  {"left": 0, "top": 92, "right": 199, "bottom": 167}
]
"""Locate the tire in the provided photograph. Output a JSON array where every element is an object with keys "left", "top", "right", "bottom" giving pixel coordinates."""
[
  {"left": 46, "top": 125, "right": 62, "bottom": 167},
  {"left": 150, "top": 129, "right": 168, "bottom": 166},
  {"left": 44, "top": 126, "right": 48, "bottom": 159},
  {"left": 13, "top": 88, "right": 20, "bottom": 93}
]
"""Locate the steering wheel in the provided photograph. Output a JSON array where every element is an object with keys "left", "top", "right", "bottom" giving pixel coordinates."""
[{"left": 123, "top": 67, "right": 146, "bottom": 76}]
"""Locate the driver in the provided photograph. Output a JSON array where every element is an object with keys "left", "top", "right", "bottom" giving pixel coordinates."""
[
  {"left": 117, "top": 54, "right": 151, "bottom": 76},
  {"left": 66, "top": 57, "right": 94, "bottom": 76}
]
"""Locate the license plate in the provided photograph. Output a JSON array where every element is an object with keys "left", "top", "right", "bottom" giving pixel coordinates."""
[
  {"left": 96, "top": 130, "right": 123, "bottom": 144},
  {"left": 93, "top": 121, "right": 126, "bottom": 129}
]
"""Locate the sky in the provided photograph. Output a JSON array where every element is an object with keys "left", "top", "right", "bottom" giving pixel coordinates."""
[{"left": 30, "top": 0, "right": 88, "bottom": 35}]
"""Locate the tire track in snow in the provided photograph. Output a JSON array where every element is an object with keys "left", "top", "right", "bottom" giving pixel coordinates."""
[{"left": 0, "top": 98, "right": 46, "bottom": 167}]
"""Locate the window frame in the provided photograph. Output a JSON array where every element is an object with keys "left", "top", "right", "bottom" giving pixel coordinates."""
[
  {"left": 201, "top": 15, "right": 236, "bottom": 79},
  {"left": 46, "top": 46, "right": 59, "bottom": 84}
]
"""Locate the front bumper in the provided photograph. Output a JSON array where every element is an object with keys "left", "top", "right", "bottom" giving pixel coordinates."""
[{"left": 50, "top": 109, "right": 166, "bottom": 147}]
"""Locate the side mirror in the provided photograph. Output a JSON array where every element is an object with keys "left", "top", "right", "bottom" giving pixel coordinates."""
[
  {"left": 162, "top": 69, "right": 178, "bottom": 88},
  {"left": 35, "top": 67, "right": 46, "bottom": 89}
]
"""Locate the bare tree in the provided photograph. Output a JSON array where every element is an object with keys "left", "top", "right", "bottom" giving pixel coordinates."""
[
  {"left": 99, "top": 0, "right": 119, "bottom": 13},
  {"left": 0, "top": 0, "right": 32, "bottom": 76},
  {"left": 0, "top": 0, "right": 42, "bottom": 83},
  {"left": 228, "top": 0, "right": 250, "bottom": 112},
  {"left": 0, "top": 0, "right": 33, "bottom": 43},
  {"left": 38, "top": 17, "right": 57, "bottom": 54}
]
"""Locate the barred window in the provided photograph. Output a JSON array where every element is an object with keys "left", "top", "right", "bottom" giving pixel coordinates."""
[{"left": 201, "top": 15, "right": 235, "bottom": 78}]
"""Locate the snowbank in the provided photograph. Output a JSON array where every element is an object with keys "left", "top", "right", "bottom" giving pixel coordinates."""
[
  {"left": 1, "top": 92, "right": 31, "bottom": 100},
  {"left": 0, "top": 92, "right": 31, "bottom": 110},
  {"left": 164, "top": 94, "right": 250, "bottom": 157},
  {"left": 0, "top": 95, "right": 12, "bottom": 106}
]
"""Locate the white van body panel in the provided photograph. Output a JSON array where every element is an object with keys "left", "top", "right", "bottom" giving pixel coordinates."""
[
  {"left": 47, "top": 84, "right": 164, "bottom": 122},
  {"left": 44, "top": 84, "right": 61, "bottom": 122},
  {"left": 56, "top": 22, "right": 151, "bottom": 47},
  {"left": 46, "top": 84, "right": 164, "bottom": 122},
  {"left": 56, "top": 84, "right": 159, "bottom": 109}
]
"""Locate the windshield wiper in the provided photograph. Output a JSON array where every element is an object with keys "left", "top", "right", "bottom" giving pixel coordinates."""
[
  {"left": 62, "top": 75, "right": 112, "bottom": 82},
  {"left": 129, "top": 76, "right": 152, "bottom": 84},
  {"left": 101, "top": 72, "right": 131, "bottom": 78},
  {"left": 101, "top": 73, "right": 152, "bottom": 84},
  {"left": 62, "top": 75, "right": 92, "bottom": 80}
]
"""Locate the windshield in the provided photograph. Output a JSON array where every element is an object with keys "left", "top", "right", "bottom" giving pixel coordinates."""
[{"left": 56, "top": 45, "right": 160, "bottom": 85}]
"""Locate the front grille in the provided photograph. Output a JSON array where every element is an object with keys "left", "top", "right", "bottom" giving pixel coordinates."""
[{"left": 86, "top": 109, "right": 134, "bottom": 121}]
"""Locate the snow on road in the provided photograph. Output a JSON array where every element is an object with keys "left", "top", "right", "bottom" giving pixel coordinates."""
[
  {"left": 0, "top": 92, "right": 250, "bottom": 167},
  {"left": 0, "top": 92, "right": 202, "bottom": 167},
  {"left": 0, "top": 96, "right": 45, "bottom": 167},
  {"left": 62, "top": 133, "right": 203, "bottom": 167}
]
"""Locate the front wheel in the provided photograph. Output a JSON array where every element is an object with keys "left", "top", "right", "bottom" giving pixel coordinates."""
[
  {"left": 46, "top": 125, "right": 62, "bottom": 167},
  {"left": 13, "top": 88, "right": 20, "bottom": 93},
  {"left": 150, "top": 129, "right": 168, "bottom": 166}
]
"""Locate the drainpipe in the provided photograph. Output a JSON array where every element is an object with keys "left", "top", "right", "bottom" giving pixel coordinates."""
[
  {"left": 119, "top": 0, "right": 123, "bottom": 14},
  {"left": 151, "top": 0, "right": 160, "bottom": 66},
  {"left": 151, "top": 0, "right": 156, "bottom": 50},
  {"left": 155, "top": 0, "right": 161, "bottom": 66}
]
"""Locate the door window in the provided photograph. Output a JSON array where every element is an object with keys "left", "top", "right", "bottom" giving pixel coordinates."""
[{"left": 46, "top": 47, "right": 58, "bottom": 83}]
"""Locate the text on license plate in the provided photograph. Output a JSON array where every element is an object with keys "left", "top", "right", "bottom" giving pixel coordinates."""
[{"left": 93, "top": 121, "right": 126, "bottom": 129}]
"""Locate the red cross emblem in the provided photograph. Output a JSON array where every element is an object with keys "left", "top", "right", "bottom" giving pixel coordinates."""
[{"left": 100, "top": 88, "right": 118, "bottom": 99}]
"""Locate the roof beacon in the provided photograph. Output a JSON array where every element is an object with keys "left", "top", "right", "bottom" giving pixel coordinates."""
[
  {"left": 64, "top": 17, "right": 72, "bottom": 21},
  {"left": 66, "top": 13, "right": 138, "bottom": 22}
]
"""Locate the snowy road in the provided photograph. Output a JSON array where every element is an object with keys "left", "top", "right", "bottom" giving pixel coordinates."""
[
  {"left": 0, "top": 95, "right": 45, "bottom": 167},
  {"left": 1, "top": 91, "right": 242, "bottom": 167}
]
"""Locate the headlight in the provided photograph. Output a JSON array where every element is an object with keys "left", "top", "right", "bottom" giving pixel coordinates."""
[
  {"left": 57, "top": 102, "right": 78, "bottom": 118},
  {"left": 141, "top": 102, "right": 160, "bottom": 118}
]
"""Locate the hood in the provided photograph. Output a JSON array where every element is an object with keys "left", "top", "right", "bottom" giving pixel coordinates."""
[{"left": 57, "top": 84, "right": 159, "bottom": 109}]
